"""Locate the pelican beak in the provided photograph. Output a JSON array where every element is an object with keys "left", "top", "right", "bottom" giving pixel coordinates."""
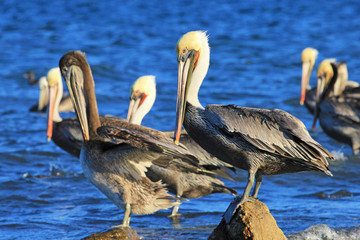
[
  {"left": 126, "top": 96, "right": 141, "bottom": 123},
  {"left": 300, "top": 61, "right": 311, "bottom": 105},
  {"left": 46, "top": 85, "right": 57, "bottom": 141},
  {"left": 63, "top": 65, "right": 90, "bottom": 141},
  {"left": 174, "top": 50, "right": 196, "bottom": 145}
]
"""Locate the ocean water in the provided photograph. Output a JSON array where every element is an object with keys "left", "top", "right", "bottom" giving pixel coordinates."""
[{"left": 1, "top": 0, "right": 360, "bottom": 239}]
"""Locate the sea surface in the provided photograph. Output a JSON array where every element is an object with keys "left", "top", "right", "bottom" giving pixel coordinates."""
[{"left": 1, "top": 0, "right": 360, "bottom": 239}]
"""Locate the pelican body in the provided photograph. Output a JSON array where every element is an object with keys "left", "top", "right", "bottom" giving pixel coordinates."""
[
  {"left": 59, "top": 51, "right": 202, "bottom": 227},
  {"left": 174, "top": 31, "right": 333, "bottom": 223},
  {"left": 313, "top": 61, "right": 360, "bottom": 155}
]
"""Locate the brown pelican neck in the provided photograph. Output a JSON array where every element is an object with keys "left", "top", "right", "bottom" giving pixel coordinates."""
[{"left": 82, "top": 62, "right": 101, "bottom": 140}]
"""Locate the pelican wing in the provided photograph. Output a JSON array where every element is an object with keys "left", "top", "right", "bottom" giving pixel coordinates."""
[
  {"left": 97, "top": 126, "right": 199, "bottom": 166},
  {"left": 321, "top": 99, "right": 360, "bottom": 124},
  {"left": 205, "top": 104, "right": 333, "bottom": 167}
]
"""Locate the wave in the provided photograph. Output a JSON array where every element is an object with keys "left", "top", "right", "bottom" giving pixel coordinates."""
[{"left": 287, "top": 224, "right": 360, "bottom": 240}]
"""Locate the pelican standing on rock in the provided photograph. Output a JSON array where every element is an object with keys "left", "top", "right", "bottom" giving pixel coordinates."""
[
  {"left": 174, "top": 31, "right": 333, "bottom": 223},
  {"left": 59, "top": 51, "right": 203, "bottom": 227},
  {"left": 312, "top": 60, "right": 360, "bottom": 155}
]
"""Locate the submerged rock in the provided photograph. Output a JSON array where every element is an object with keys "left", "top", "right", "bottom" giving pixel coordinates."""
[
  {"left": 208, "top": 200, "right": 286, "bottom": 240},
  {"left": 82, "top": 227, "right": 138, "bottom": 240}
]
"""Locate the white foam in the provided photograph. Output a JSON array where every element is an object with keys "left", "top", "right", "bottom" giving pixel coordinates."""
[{"left": 287, "top": 224, "right": 360, "bottom": 240}]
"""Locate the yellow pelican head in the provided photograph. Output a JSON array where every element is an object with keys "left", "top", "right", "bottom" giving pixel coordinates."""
[
  {"left": 312, "top": 59, "right": 337, "bottom": 130},
  {"left": 174, "top": 31, "right": 210, "bottom": 144},
  {"left": 126, "top": 75, "right": 156, "bottom": 125},
  {"left": 300, "top": 47, "right": 318, "bottom": 105}
]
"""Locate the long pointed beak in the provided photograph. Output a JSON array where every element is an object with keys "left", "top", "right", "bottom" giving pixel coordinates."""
[
  {"left": 126, "top": 98, "right": 141, "bottom": 123},
  {"left": 300, "top": 61, "right": 311, "bottom": 105},
  {"left": 174, "top": 51, "right": 194, "bottom": 145},
  {"left": 46, "top": 86, "right": 57, "bottom": 141},
  {"left": 64, "top": 65, "right": 90, "bottom": 141}
]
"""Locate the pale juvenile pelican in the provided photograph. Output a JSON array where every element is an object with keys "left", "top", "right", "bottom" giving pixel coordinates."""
[
  {"left": 30, "top": 68, "right": 74, "bottom": 113},
  {"left": 174, "top": 31, "right": 333, "bottom": 223},
  {"left": 59, "top": 51, "right": 201, "bottom": 227},
  {"left": 300, "top": 47, "right": 319, "bottom": 114},
  {"left": 312, "top": 61, "right": 360, "bottom": 154},
  {"left": 127, "top": 75, "right": 237, "bottom": 217}
]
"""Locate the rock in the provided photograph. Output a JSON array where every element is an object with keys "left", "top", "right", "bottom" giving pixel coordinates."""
[
  {"left": 209, "top": 200, "right": 286, "bottom": 240},
  {"left": 82, "top": 227, "right": 138, "bottom": 240}
]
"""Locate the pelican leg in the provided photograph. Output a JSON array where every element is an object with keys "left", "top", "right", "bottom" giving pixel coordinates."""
[
  {"left": 223, "top": 171, "right": 255, "bottom": 224},
  {"left": 168, "top": 197, "right": 182, "bottom": 218},
  {"left": 109, "top": 203, "right": 132, "bottom": 228},
  {"left": 252, "top": 173, "right": 262, "bottom": 198},
  {"left": 122, "top": 203, "right": 132, "bottom": 227}
]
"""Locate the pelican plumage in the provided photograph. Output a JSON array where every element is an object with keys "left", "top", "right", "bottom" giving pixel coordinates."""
[
  {"left": 174, "top": 31, "right": 333, "bottom": 223},
  {"left": 59, "top": 50, "right": 202, "bottom": 227},
  {"left": 312, "top": 61, "right": 360, "bottom": 154},
  {"left": 300, "top": 47, "right": 319, "bottom": 113},
  {"left": 126, "top": 75, "right": 237, "bottom": 217}
]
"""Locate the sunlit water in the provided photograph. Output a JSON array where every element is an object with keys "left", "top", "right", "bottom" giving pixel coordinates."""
[{"left": 1, "top": 0, "right": 360, "bottom": 239}]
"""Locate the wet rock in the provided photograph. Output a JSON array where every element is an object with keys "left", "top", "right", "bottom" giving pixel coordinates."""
[
  {"left": 209, "top": 200, "right": 286, "bottom": 240},
  {"left": 82, "top": 227, "right": 138, "bottom": 240}
]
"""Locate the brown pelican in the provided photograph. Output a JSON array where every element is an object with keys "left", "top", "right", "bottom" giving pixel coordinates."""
[
  {"left": 300, "top": 47, "right": 319, "bottom": 114},
  {"left": 312, "top": 61, "right": 360, "bottom": 154},
  {"left": 30, "top": 68, "right": 74, "bottom": 113},
  {"left": 174, "top": 31, "right": 333, "bottom": 223},
  {"left": 59, "top": 50, "right": 202, "bottom": 227},
  {"left": 126, "top": 75, "right": 237, "bottom": 217}
]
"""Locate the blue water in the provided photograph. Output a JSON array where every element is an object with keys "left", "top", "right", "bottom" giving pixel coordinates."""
[{"left": 1, "top": 0, "right": 360, "bottom": 239}]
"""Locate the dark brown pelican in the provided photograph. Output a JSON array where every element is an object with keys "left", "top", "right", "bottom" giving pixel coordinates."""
[
  {"left": 300, "top": 47, "right": 318, "bottom": 114},
  {"left": 126, "top": 75, "right": 237, "bottom": 217},
  {"left": 312, "top": 61, "right": 360, "bottom": 155},
  {"left": 59, "top": 50, "right": 202, "bottom": 227},
  {"left": 173, "top": 31, "right": 333, "bottom": 223},
  {"left": 30, "top": 68, "right": 74, "bottom": 113}
]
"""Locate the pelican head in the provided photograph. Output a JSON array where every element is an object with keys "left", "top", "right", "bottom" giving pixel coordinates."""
[
  {"left": 59, "top": 51, "right": 89, "bottom": 141},
  {"left": 316, "top": 59, "right": 336, "bottom": 103},
  {"left": 46, "top": 67, "right": 63, "bottom": 141},
  {"left": 174, "top": 31, "right": 210, "bottom": 144},
  {"left": 126, "top": 75, "right": 156, "bottom": 125},
  {"left": 300, "top": 47, "right": 318, "bottom": 105},
  {"left": 312, "top": 60, "right": 338, "bottom": 130},
  {"left": 38, "top": 76, "right": 48, "bottom": 111}
]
